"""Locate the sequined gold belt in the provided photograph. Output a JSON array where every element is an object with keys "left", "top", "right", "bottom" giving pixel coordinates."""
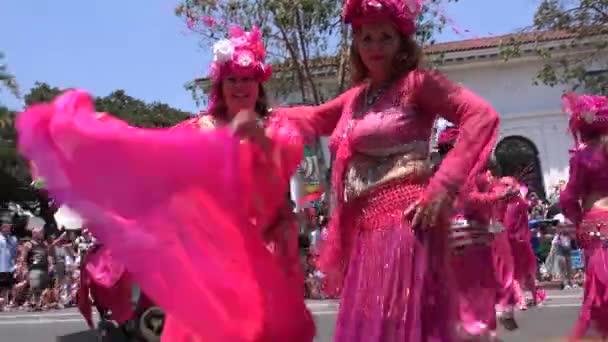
[
  {"left": 449, "top": 219, "right": 493, "bottom": 250},
  {"left": 343, "top": 150, "right": 431, "bottom": 203}
]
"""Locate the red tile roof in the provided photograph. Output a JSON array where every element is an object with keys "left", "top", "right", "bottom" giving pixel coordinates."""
[{"left": 424, "top": 30, "right": 577, "bottom": 54}]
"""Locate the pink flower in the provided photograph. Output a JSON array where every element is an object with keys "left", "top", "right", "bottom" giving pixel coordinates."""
[
  {"left": 186, "top": 18, "right": 195, "bottom": 29},
  {"left": 200, "top": 16, "right": 215, "bottom": 27}
]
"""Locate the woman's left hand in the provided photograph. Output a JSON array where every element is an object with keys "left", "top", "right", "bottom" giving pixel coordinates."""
[
  {"left": 404, "top": 192, "right": 454, "bottom": 230},
  {"left": 229, "top": 110, "right": 271, "bottom": 151}
]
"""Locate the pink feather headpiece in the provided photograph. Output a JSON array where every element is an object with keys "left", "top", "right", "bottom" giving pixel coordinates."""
[
  {"left": 343, "top": 0, "right": 423, "bottom": 36},
  {"left": 207, "top": 25, "right": 272, "bottom": 116},
  {"left": 562, "top": 92, "right": 608, "bottom": 145},
  {"left": 437, "top": 126, "right": 460, "bottom": 147}
]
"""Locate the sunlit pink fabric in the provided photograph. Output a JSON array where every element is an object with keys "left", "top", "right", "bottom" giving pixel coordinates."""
[
  {"left": 284, "top": 68, "right": 499, "bottom": 341},
  {"left": 16, "top": 90, "right": 314, "bottom": 342},
  {"left": 561, "top": 144, "right": 608, "bottom": 340}
]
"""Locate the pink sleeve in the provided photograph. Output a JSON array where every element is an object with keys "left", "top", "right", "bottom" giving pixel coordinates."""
[
  {"left": 282, "top": 88, "right": 357, "bottom": 140},
  {"left": 412, "top": 69, "right": 500, "bottom": 203},
  {"left": 267, "top": 113, "right": 304, "bottom": 182},
  {"left": 560, "top": 154, "right": 585, "bottom": 224}
]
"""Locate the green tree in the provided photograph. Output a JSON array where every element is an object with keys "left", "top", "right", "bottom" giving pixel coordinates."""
[
  {"left": 1, "top": 83, "right": 192, "bottom": 212},
  {"left": 176, "top": 0, "right": 459, "bottom": 105},
  {"left": 502, "top": 0, "right": 608, "bottom": 94},
  {"left": 0, "top": 52, "right": 19, "bottom": 100},
  {"left": 23, "top": 83, "right": 192, "bottom": 128}
]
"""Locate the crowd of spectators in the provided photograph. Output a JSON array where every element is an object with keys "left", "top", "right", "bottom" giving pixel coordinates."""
[{"left": 0, "top": 211, "right": 94, "bottom": 312}]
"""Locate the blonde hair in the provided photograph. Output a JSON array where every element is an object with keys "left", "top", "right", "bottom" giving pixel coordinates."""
[{"left": 350, "top": 33, "right": 423, "bottom": 85}]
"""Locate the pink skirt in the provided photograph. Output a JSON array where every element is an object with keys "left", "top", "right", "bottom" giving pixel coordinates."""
[
  {"left": 493, "top": 231, "right": 516, "bottom": 308},
  {"left": 509, "top": 239, "right": 537, "bottom": 282},
  {"left": 573, "top": 207, "right": 608, "bottom": 339},
  {"left": 333, "top": 181, "right": 458, "bottom": 342},
  {"left": 452, "top": 245, "right": 497, "bottom": 336}
]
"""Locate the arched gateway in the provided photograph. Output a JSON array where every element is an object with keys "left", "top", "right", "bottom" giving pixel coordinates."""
[{"left": 495, "top": 136, "right": 546, "bottom": 199}]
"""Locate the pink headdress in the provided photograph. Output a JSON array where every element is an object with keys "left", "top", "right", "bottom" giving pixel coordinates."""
[
  {"left": 343, "top": 0, "right": 423, "bottom": 36},
  {"left": 562, "top": 92, "right": 608, "bottom": 145},
  {"left": 207, "top": 26, "right": 272, "bottom": 116},
  {"left": 437, "top": 126, "right": 460, "bottom": 147}
]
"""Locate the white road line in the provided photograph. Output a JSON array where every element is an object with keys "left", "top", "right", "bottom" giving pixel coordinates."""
[
  {"left": 0, "top": 318, "right": 86, "bottom": 325},
  {"left": 540, "top": 303, "right": 582, "bottom": 308},
  {"left": 0, "top": 305, "right": 583, "bottom": 325},
  {"left": 0, "top": 312, "right": 91, "bottom": 319}
]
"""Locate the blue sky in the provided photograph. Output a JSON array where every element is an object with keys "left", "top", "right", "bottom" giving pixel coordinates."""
[{"left": 0, "top": 0, "right": 539, "bottom": 113}]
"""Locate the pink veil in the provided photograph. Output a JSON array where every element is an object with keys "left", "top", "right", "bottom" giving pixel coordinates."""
[{"left": 16, "top": 90, "right": 310, "bottom": 342}]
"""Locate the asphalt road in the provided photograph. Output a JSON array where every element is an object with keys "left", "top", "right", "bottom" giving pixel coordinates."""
[{"left": 0, "top": 289, "right": 590, "bottom": 342}]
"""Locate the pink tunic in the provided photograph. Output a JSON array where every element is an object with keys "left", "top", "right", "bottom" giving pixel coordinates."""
[
  {"left": 16, "top": 90, "right": 314, "bottom": 342},
  {"left": 561, "top": 146, "right": 608, "bottom": 339},
  {"left": 286, "top": 68, "right": 499, "bottom": 341}
]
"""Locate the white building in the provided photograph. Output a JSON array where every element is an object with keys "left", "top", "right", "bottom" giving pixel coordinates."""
[{"left": 276, "top": 31, "right": 607, "bottom": 199}]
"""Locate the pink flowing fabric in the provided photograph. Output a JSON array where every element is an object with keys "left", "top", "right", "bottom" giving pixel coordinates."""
[
  {"left": 78, "top": 246, "right": 133, "bottom": 328},
  {"left": 16, "top": 90, "right": 314, "bottom": 342}
]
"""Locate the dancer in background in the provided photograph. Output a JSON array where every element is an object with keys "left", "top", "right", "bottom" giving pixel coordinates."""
[
  {"left": 437, "top": 127, "right": 512, "bottom": 340},
  {"left": 16, "top": 26, "right": 314, "bottom": 342},
  {"left": 492, "top": 176, "right": 519, "bottom": 330},
  {"left": 503, "top": 180, "right": 545, "bottom": 310},
  {"left": 284, "top": 0, "right": 500, "bottom": 340},
  {"left": 560, "top": 92, "right": 608, "bottom": 340}
]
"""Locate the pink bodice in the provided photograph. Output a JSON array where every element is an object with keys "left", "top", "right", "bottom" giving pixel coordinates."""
[
  {"left": 561, "top": 146, "right": 608, "bottom": 225},
  {"left": 347, "top": 103, "right": 434, "bottom": 157}
]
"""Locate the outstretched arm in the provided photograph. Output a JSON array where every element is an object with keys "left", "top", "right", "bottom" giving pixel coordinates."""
[{"left": 281, "top": 87, "right": 359, "bottom": 141}]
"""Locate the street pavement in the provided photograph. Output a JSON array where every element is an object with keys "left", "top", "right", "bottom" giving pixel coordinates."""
[{"left": 0, "top": 289, "right": 589, "bottom": 342}]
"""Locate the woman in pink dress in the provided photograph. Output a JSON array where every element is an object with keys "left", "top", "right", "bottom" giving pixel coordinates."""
[
  {"left": 438, "top": 127, "right": 515, "bottom": 340},
  {"left": 16, "top": 26, "right": 314, "bottom": 342},
  {"left": 560, "top": 92, "right": 608, "bottom": 340},
  {"left": 282, "top": 1, "right": 500, "bottom": 340},
  {"left": 501, "top": 180, "right": 544, "bottom": 310},
  {"left": 491, "top": 176, "right": 519, "bottom": 330}
]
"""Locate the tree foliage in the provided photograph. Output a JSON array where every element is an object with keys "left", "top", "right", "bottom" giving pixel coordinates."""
[
  {"left": 176, "top": 0, "right": 459, "bottom": 105},
  {"left": 1, "top": 82, "right": 192, "bottom": 212},
  {"left": 502, "top": 0, "right": 608, "bottom": 94},
  {"left": 0, "top": 52, "right": 19, "bottom": 100}
]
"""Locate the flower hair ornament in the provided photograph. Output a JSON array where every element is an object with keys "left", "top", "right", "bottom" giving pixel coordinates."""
[
  {"left": 207, "top": 25, "right": 272, "bottom": 117},
  {"left": 209, "top": 25, "right": 272, "bottom": 83},
  {"left": 343, "top": 0, "right": 424, "bottom": 36},
  {"left": 562, "top": 92, "right": 608, "bottom": 145}
]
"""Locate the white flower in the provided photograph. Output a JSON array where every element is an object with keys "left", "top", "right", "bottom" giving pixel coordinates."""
[
  {"left": 238, "top": 55, "right": 252, "bottom": 67},
  {"left": 582, "top": 111, "right": 596, "bottom": 124},
  {"left": 212, "top": 39, "right": 234, "bottom": 64}
]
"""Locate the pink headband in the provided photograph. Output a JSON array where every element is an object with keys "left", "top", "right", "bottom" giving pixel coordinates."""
[
  {"left": 343, "top": 0, "right": 423, "bottom": 36},
  {"left": 562, "top": 92, "right": 608, "bottom": 145},
  {"left": 207, "top": 25, "right": 272, "bottom": 116}
]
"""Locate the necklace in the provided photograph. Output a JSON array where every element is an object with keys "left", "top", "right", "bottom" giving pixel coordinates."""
[{"left": 365, "top": 82, "right": 388, "bottom": 106}]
